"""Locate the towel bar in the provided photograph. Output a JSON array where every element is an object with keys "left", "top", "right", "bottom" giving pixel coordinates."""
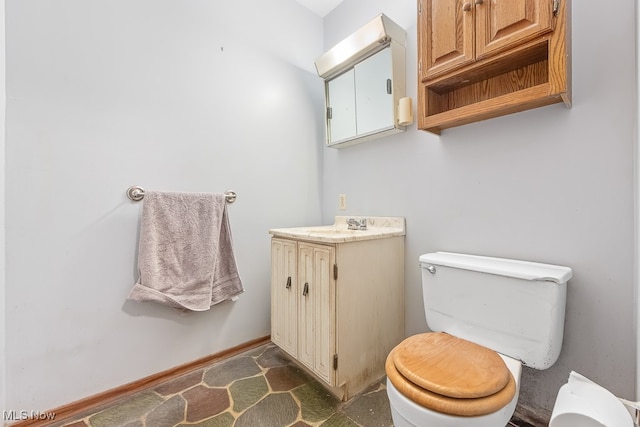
[{"left": 126, "top": 186, "right": 237, "bottom": 204}]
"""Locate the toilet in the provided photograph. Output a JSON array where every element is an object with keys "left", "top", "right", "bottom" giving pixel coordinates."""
[
  {"left": 386, "top": 252, "right": 572, "bottom": 427},
  {"left": 387, "top": 251, "right": 635, "bottom": 427}
]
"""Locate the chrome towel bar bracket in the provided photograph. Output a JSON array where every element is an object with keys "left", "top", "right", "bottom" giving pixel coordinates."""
[
  {"left": 126, "top": 186, "right": 145, "bottom": 201},
  {"left": 126, "top": 186, "right": 237, "bottom": 204}
]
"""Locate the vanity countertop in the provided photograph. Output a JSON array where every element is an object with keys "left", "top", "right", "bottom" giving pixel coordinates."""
[{"left": 269, "top": 216, "right": 405, "bottom": 243}]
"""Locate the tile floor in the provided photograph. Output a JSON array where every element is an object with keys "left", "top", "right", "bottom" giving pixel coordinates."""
[{"left": 50, "top": 343, "right": 538, "bottom": 427}]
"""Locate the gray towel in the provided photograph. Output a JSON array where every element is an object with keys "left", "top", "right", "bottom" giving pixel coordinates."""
[{"left": 127, "top": 191, "right": 244, "bottom": 311}]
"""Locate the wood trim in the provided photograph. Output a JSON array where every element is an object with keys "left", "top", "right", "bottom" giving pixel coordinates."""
[
  {"left": 423, "top": 84, "right": 558, "bottom": 133},
  {"left": 10, "top": 336, "right": 271, "bottom": 427}
]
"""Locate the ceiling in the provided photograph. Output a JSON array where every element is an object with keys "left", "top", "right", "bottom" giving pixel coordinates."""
[{"left": 294, "top": 0, "right": 344, "bottom": 17}]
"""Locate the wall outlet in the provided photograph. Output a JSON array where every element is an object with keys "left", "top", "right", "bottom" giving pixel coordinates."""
[{"left": 338, "top": 194, "right": 347, "bottom": 210}]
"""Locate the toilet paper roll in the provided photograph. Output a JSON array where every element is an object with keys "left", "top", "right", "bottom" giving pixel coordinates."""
[{"left": 398, "top": 97, "right": 413, "bottom": 126}]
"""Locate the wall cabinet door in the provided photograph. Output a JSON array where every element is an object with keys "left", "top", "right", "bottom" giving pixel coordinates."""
[
  {"left": 421, "top": 0, "right": 474, "bottom": 79},
  {"left": 270, "top": 239, "right": 298, "bottom": 358},
  {"left": 475, "top": 0, "right": 553, "bottom": 59},
  {"left": 421, "top": 0, "right": 553, "bottom": 78}
]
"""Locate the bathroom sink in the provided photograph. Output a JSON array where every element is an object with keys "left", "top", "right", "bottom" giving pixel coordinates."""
[
  {"left": 302, "top": 227, "right": 361, "bottom": 234},
  {"left": 269, "top": 216, "right": 405, "bottom": 243}
]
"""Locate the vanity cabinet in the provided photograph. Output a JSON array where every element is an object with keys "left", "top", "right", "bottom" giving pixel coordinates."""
[
  {"left": 418, "top": 0, "right": 571, "bottom": 134},
  {"left": 270, "top": 235, "right": 404, "bottom": 400}
]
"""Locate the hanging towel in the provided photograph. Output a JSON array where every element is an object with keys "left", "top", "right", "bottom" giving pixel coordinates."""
[{"left": 127, "top": 191, "right": 244, "bottom": 311}]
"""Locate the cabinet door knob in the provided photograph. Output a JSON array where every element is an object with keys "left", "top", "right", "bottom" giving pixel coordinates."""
[
  {"left": 285, "top": 276, "right": 291, "bottom": 290},
  {"left": 302, "top": 282, "right": 309, "bottom": 296},
  {"left": 463, "top": 2, "right": 471, "bottom": 11},
  {"left": 474, "top": 0, "right": 484, "bottom": 4}
]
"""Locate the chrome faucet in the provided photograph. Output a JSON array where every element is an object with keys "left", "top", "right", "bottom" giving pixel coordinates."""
[{"left": 347, "top": 218, "right": 367, "bottom": 230}]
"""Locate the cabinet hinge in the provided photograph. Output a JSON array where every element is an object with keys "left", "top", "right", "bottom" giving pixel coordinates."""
[
  {"left": 552, "top": 0, "right": 560, "bottom": 16},
  {"left": 418, "top": 1, "right": 422, "bottom": 15},
  {"left": 333, "top": 264, "right": 338, "bottom": 280},
  {"left": 333, "top": 354, "right": 338, "bottom": 370},
  {"left": 326, "top": 107, "right": 332, "bottom": 120},
  {"left": 418, "top": 60, "right": 422, "bottom": 76}
]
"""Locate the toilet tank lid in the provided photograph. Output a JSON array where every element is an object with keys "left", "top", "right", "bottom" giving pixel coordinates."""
[{"left": 420, "top": 252, "right": 573, "bottom": 284}]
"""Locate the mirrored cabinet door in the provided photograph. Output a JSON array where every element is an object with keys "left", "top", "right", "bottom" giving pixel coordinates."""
[
  {"left": 355, "top": 47, "right": 394, "bottom": 136},
  {"left": 327, "top": 69, "right": 357, "bottom": 143},
  {"left": 326, "top": 47, "right": 397, "bottom": 146}
]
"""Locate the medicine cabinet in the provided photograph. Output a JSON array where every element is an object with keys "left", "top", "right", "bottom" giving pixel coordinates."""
[{"left": 315, "top": 14, "right": 408, "bottom": 148}]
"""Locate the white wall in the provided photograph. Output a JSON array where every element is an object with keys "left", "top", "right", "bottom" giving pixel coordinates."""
[
  {"left": 5, "top": 0, "right": 638, "bottom": 420},
  {"left": 323, "top": 0, "right": 637, "bottom": 421},
  {"left": 4, "top": 0, "right": 324, "bottom": 411},
  {"left": 636, "top": 0, "right": 640, "bottom": 403},
  {"left": 1, "top": 0, "right": 6, "bottom": 415}
]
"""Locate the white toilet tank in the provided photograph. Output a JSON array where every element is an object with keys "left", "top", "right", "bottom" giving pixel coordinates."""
[{"left": 420, "top": 252, "right": 573, "bottom": 370}]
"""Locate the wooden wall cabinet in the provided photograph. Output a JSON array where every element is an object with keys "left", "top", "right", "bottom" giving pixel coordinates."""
[
  {"left": 418, "top": 0, "right": 571, "bottom": 134},
  {"left": 270, "top": 235, "right": 404, "bottom": 400}
]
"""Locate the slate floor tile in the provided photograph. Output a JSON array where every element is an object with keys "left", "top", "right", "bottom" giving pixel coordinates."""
[
  {"left": 234, "top": 393, "right": 299, "bottom": 427},
  {"left": 229, "top": 375, "right": 269, "bottom": 412},
  {"left": 183, "top": 385, "right": 230, "bottom": 422},
  {"left": 50, "top": 343, "right": 537, "bottom": 427},
  {"left": 293, "top": 381, "right": 342, "bottom": 423},
  {"left": 203, "top": 357, "right": 262, "bottom": 387}
]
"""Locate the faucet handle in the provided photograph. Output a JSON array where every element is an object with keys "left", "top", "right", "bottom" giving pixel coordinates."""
[{"left": 347, "top": 217, "right": 367, "bottom": 230}]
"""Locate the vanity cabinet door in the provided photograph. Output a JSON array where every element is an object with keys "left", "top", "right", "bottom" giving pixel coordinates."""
[
  {"left": 298, "top": 242, "right": 336, "bottom": 384},
  {"left": 271, "top": 239, "right": 298, "bottom": 358}
]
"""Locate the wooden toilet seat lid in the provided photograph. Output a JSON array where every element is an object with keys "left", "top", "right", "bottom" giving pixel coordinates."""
[
  {"left": 385, "top": 333, "right": 516, "bottom": 416},
  {"left": 393, "top": 332, "right": 511, "bottom": 398}
]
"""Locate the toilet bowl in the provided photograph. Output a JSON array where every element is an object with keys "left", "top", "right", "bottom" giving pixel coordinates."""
[
  {"left": 386, "top": 252, "right": 573, "bottom": 427},
  {"left": 549, "top": 371, "right": 634, "bottom": 427}
]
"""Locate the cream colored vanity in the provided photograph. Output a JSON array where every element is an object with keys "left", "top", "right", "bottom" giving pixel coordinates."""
[{"left": 269, "top": 217, "right": 405, "bottom": 400}]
